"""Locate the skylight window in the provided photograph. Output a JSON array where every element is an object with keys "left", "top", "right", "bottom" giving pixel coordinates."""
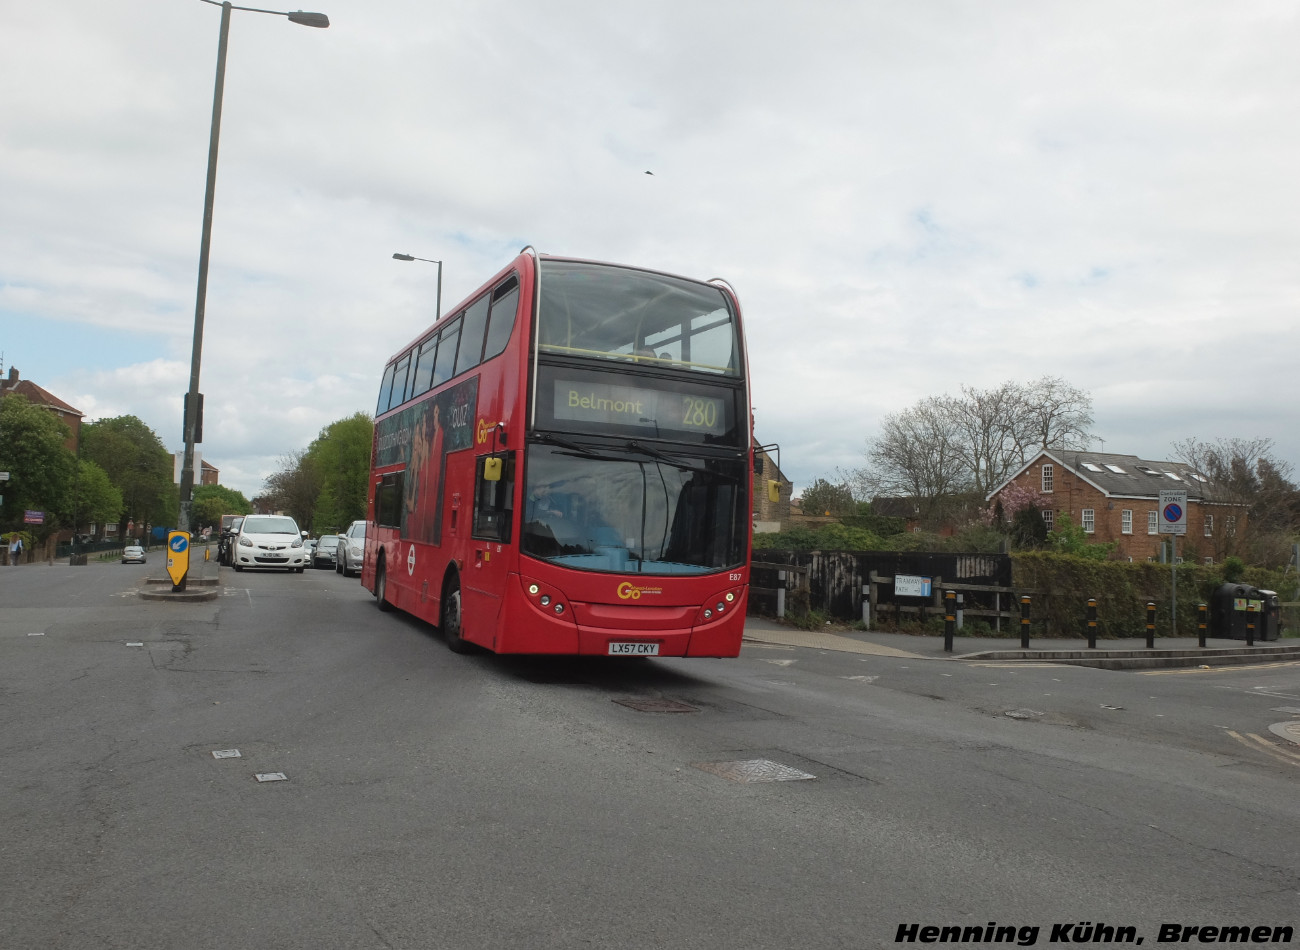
[
  {"left": 1105, "top": 464, "right": 1127, "bottom": 474},
  {"left": 1136, "top": 466, "right": 1161, "bottom": 476},
  {"left": 1082, "top": 462, "right": 1103, "bottom": 472},
  {"left": 1164, "top": 472, "right": 1182, "bottom": 480}
]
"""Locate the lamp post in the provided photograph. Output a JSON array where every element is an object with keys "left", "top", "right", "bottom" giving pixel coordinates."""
[
  {"left": 392, "top": 253, "right": 443, "bottom": 321},
  {"left": 179, "top": 0, "right": 329, "bottom": 536}
]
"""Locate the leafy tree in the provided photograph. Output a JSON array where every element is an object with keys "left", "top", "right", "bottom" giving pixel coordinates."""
[
  {"left": 303, "top": 413, "right": 373, "bottom": 531},
  {"left": 0, "top": 394, "right": 75, "bottom": 537},
  {"left": 69, "top": 459, "right": 122, "bottom": 535},
  {"left": 1045, "top": 515, "right": 1116, "bottom": 561},
  {"left": 81, "top": 416, "right": 174, "bottom": 533},
  {"left": 191, "top": 484, "right": 252, "bottom": 533},
  {"left": 856, "top": 396, "right": 971, "bottom": 522},
  {"left": 798, "top": 478, "right": 856, "bottom": 517}
]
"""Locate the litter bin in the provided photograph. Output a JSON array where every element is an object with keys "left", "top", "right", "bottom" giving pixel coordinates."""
[{"left": 1209, "top": 583, "right": 1280, "bottom": 641}]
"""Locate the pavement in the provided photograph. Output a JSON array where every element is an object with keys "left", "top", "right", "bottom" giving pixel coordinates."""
[{"left": 741, "top": 614, "right": 1300, "bottom": 670}]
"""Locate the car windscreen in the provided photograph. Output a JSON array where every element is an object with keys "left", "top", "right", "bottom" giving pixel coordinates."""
[{"left": 243, "top": 517, "right": 298, "bottom": 534}]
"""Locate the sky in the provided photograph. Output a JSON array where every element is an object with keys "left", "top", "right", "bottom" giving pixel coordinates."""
[{"left": 3, "top": 0, "right": 1299, "bottom": 503}]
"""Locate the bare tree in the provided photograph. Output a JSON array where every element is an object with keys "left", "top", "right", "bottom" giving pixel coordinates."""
[
  {"left": 1171, "top": 437, "right": 1299, "bottom": 564},
  {"left": 1012, "top": 376, "right": 1094, "bottom": 458},
  {"left": 262, "top": 450, "right": 323, "bottom": 531},
  {"left": 948, "top": 381, "right": 1023, "bottom": 494},
  {"left": 859, "top": 396, "right": 972, "bottom": 521}
]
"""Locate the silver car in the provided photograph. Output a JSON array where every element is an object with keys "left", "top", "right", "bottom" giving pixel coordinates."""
[{"left": 336, "top": 520, "right": 366, "bottom": 577}]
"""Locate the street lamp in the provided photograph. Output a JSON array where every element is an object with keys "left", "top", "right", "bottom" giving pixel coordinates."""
[
  {"left": 392, "top": 253, "right": 443, "bottom": 321},
  {"left": 178, "top": 0, "right": 329, "bottom": 536}
]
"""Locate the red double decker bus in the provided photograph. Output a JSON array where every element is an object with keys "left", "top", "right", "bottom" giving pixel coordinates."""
[{"left": 363, "top": 248, "right": 753, "bottom": 656}]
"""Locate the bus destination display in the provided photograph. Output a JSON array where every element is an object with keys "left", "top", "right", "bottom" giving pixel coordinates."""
[{"left": 552, "top": 380, "right": 727, "bottom": 437}]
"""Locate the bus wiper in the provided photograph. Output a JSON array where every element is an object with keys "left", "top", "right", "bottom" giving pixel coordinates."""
[
  {"left": 623, "top": 441, "right": 740, "bottom": 480},
  {"left": 535, "top": 432, "right": 606, "bottom": 459}
]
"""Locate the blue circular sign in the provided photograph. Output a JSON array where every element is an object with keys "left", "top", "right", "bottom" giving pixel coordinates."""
[
  {"left": 1163, "top": 503, "right": 1183, "bottom": 523},
  {"left": 170, "top": 535, "right": 189, "bottom": 553}
]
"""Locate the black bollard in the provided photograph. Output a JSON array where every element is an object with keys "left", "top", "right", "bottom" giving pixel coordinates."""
[
  {"left": 944, "top": 589, "right": 956, "bottom": 653},
  {"left": 1020, "top": 595, "right": 1031, "bottom": 649},
  {"left": 1146, "top": 602, "right": 1156, "bottom": 649},
  {"left": 1247, "top": 601, "right": 1256, "bottom": 647},
  {"left": 1086, "top": 597, "right": 1098, "bottom": 650},
  {"left": 1197, "top": 603, "right": 1207, "bottom": 649}
]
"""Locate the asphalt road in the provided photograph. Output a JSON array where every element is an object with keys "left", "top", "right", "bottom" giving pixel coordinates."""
[{"left": 3, "top": 560, "right": 1299, "bottom": 949}]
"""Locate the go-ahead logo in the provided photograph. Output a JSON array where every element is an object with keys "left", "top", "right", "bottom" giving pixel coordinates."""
[
  {"left": 476, "top": 418, "right": 502, "bottom": 445},
  {"left": 617, "top": 582, "right": 663, "bottom": 600}
]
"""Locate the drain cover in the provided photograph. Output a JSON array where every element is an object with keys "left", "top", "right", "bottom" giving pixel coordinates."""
[
  {"left": 614, "top": 698, "right": 698, "bottom": 713},
  {"left": 693, "top": 759, "right": 816, "bottom": 783},
  {"left": 211, "top": 749, "right": 241, "bottom": 759},
  {"left": 254, "top": 772, "right": 288, "bottom": 783}
]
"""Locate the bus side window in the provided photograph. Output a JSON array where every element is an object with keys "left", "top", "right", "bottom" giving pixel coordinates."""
[
  {"left": 376, "top": 472, "right": 404, "bottom": 528},
  {"left": 456, "top": 296, "right": 490, "bottom": 375},
  {"left": 410, "top": 333, "right": 439, "bottom": 399},
  {"left": 376, "top": 363, "right": 397, "bottom": 415},
  {"left": 482, "top": 278, "right": 519, "bottom": 362},
  {"left": 472, "top": 453, "right": 515, "bottom": 543},
  {"left": 432, "top": 317, "right": 461, "bottom": 387},
  {"left": 392, "top": 352, "right": 413, "bottom": 407}
]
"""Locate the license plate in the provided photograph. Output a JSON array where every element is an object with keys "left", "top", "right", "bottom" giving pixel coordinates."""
[{"left": 608, "top": 642, "right": 660, "bottom": 656}]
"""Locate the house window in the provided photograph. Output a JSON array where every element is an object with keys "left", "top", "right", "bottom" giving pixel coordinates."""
[
  {"left": 1042, "top": 509, "right": 1054, "bottom": 532},
  {"left": 1148, "top": 510, "right": 1158, "bottom": 535},
  {"left": 1082, "top": 509, "right": 1095, "bottom": 533},
  {"left": 1041, "top": 464, "right": 1054, "bottom": 493},
  {"left": 1204, "top": 557, "right": 1214, "bottom": 565},
  {"left": 1204, "top": 515, "right": 1213, "bottom": 537},
  {"left": 1121, "top": 510, "right": 1132, "bottom": 534},
  {"left": 1226, "top": 516, "right": 1237, "bottom": 537}
]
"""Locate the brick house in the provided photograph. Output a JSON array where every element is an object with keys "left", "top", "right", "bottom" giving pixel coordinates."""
[
  {"left": 0, "top": 366, "right": 84, "bottom": 451},
  {"left": 986, "top": 451, "right": 1250, "bottom": 563}
]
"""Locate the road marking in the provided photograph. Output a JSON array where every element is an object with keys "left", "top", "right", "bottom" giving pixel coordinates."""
[{"left": 1225, "top": 730, "right": 1300, "bottom": 768}]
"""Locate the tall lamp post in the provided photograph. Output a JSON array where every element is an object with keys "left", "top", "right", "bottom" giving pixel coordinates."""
[
  {"left": 392, "top": 253, "right": 443, "bottom": 320},
  {"left": 179, "top": 0, "right": 329, "bottom": 536}
]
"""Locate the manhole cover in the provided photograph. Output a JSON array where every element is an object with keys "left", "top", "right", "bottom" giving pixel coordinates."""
[
  {"left": 254, "top": 772, "right": 288, "bottom": 783},
  {"left": 614, "top": 698, "right": 698, "bottom": 713},
  {"left": 693, "top": 759, "right": 816, "bottom": 783}
]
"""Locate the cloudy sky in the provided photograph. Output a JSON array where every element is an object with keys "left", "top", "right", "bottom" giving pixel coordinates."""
[{"left": 3, "top": 0, "right": 1298, "bottom": 502}]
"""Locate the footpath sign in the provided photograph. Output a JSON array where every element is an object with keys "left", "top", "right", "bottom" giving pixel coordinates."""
[
  {"left": 1158, "top": 490, "right": 1188, "bottom": 536},
  {"left": 894, "top": 574, "right": 933, "bottom": 597},
  {"left": 166, "top": 531, "right": 191, "bottom": 590}
]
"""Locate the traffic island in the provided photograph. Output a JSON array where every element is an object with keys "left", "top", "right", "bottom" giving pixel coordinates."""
[{"left": 138, "top": 543, "right": 221, "bottom": 603}]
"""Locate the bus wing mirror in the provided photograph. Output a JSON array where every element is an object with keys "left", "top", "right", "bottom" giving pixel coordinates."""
[
  {"left": 767, "top": 480, "right": 780, "bottom": 503},
  {"left": 484, "top": 457, "right": 503, "bottom": 482}
]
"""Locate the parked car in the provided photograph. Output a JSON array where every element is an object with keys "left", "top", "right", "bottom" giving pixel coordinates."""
[
  {"left": 218, "top": 515, "right": 244, "bottom": 566},
  {"left": 231, "top": 514, "right": 308, "bottom": 573},
  {"left": 121, "top": 545, "right": 147, "bottom": 565},
  {"left": 336, "top": 520, "right": 367, "bottom": 577},
  {"left": 312, "top": 535, "right": 340, "bottom": 569}
]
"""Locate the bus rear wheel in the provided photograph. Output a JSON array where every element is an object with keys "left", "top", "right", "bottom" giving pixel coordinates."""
[
  {"left": 375, "top": 560, "right": 392, "bottom": 612},
  {"left": 442, "top": 576, "right": 472, "bottom": 653}
]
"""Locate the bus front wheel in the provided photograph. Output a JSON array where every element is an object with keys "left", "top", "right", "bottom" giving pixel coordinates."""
[
  {"left": 374, "top": 560, "right": 392, "bottom": 612},
  {"left": 442, "top": 575, "right": 472, "bottom": 654}
]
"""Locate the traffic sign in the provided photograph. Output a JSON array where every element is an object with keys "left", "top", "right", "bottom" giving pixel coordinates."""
[
  {"left": 166, "top": 530, "right": 191, "bottom": 587},
  {"left": 1158, "top": 489, "right": 1187, "bottom": 536}
]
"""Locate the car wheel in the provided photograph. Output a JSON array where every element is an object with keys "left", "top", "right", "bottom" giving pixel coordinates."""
[
  {"left": 335, "top": 558, "right": 343, "bottom": 575},
  {"left": 375, "top": 562, "right": 392, "bottom": 612},
  {"left": 442, "top": 574, "right": 473, "bottom": 653},
  {"left": 233, "top": 565, "right": 243, "bottom": 572}
]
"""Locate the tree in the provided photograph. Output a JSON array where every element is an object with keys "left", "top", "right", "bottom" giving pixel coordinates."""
[
  {"left": 263, "top": 450, "right": 323, "bottom": 530},
  {"left": 798, "top": 478, "right": 856, "bottom": 517},
  {"left": 69, "top": 460, "right": 122, "bottom": 536},
  {"left": 191, "top": 484, "right": 252, "bottom": 533},
  {"left": 948, "top": 382, "right": 1024, "bottom": 495},
  {"left": 81, "top": 416, "right": 174, "bottom": 533},
  {"left": 1172, "top": 437, "right": 1299, "bottom": 566},
  {"left": 303, "top": 413, "right": 373, "bottom": 531},
  {"left": 1012, "top": 376, "right": 1094, "bottom": 457},
  {"left": 0, "top": 394, "right": 75, "bottom": 536},
  {"left": 855, "top": 396, "right": 972, "bottom": 522}
]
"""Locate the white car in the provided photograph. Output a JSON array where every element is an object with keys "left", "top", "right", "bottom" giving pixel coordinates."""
[
  {"left": 231, "top": 514, "right": 308, "bottom": 573},
  {"left": 121, "top": 545, "right": 147, "bottom": 565},
  {"left": 336, "top": 520, "right": 367, "bottom": 577}
]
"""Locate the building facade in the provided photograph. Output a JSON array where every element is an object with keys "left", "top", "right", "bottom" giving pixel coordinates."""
[{"left": 987, "top": 451, "right": 1249, "bottom": 563}]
